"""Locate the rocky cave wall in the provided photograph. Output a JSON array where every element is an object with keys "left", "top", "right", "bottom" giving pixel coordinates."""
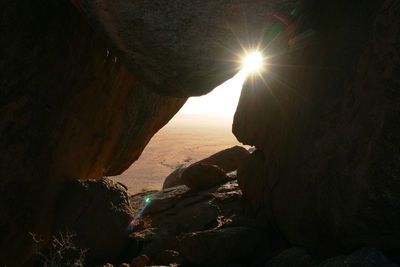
[
  {"left": 0, "top": 0, "right": 186, "bottom": 263},
  {"left": 1, "top": 0, "right": 399, "bottom": 265},
  {"left": 234, "top": 0, "right": 400, "bottom": 260},
  {"left": 1, "top": 0, "right": 299, "bottom": 264}
]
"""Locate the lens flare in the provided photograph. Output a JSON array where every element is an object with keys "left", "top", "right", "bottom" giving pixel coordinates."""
[
  {"left": 243, "top": 51, "right": 263, "bottom": 72},
  {"left": 126, "top": 195, "right": 153, "bottom": 232}
]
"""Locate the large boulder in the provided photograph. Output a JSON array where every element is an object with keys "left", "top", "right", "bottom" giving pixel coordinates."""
[
  {"left": 197, "top": 146, "right": 250, "bottom": 172},
  {"left": 234, "top": 0, "right": 400, "bottom": 260},
  {"left": 162, "top": 168, "right": 186, "bottom": 189},
  {"left": 128, "top": 180, "right": 267, "bottom": 266},
  {"left": 237, "top": 149, "right": 266, "bottom": 211},
  {"left": 0, "top": 0, "right": 184, "bottom": 264},
  {"left": 70, "top": 0, "right": 297, "bottom": 96},
  {"left": 51, "top": 178, "right": 133, "bottom": 264},
  {"left": 163, "top": 146, "right": 249, "bottom": 189},
  {"left": 181, "top": 164, "right": 231, "bottom": 191}
]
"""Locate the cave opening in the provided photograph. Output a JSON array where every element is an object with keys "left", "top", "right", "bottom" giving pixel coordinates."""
[{"left": 110, "top": 52, "right": 263, "bottom": 194}]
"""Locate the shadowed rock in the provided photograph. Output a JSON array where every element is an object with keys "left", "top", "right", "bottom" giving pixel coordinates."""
[
  {"left": 233, "top": 0, "right": 400, "bottom": 259},
  {"left": 318, "top": 247, "right": 398, "bottom": 267},
  {"left": 179, "top": 226, "right": 261, "bottom": 265},
  {"left": 181, "top": 164, "right": 231, "bottom": 191},
  {"left": 162, "top": 168, "right": 186, "bottom": 190},
  {"left": 163, "top": 146, "right": 249, "bottom": 189},
  {"left": 51, "top": 178, "right": 133, "bottom": 264},
  {"left": 129, "top": 180, "right": 266, "bottom": 266},
  {"left": 70, "top": 0, "right": 296, "bottom": 96},
  {"left": 0, "top": 0, "right": 184, "bottom": 263},
  {"left": 265, "top": 247, "right": 314, "bottom": 267}
]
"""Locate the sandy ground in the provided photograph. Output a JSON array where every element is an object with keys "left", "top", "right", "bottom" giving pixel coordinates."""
[{"left": 109, "top": 114, "right": 247, "bottom": 194}]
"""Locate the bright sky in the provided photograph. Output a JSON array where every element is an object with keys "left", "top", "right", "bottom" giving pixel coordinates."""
[
  {"left": 179, "top": 51, "right": 262, "bottom": 118},
  {"left": 179, "top": 70, "right": 247, "bottom": 117}
]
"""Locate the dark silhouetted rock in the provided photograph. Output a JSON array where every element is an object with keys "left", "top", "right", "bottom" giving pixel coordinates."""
[
  {"left": 51, "top": 178, "right": 133, "bottom": 264},
  {"left": 237, "top": 150, "right": 266, "bottom": 211},
  {"left": 129, "top": 180, "right": 265, "bottom": 266},
  {"left": 1, "top": 0, "right": 184, "bottom": 263},
  {"left": 265, "top": 247, "right": 314, "bottom": 267},
  {"left": 70, "top": 1, "right": 295, "bottom": 96},
  {"left": 181, "top": 164, "right": 230, "bottom": 190},
  {"left": 179, "top": 227, "right": 261, "bottom": 265},
  {"left": 319, "top": 248, "right": 397, "bottom": 267},
  {"left": 162, "top": 168, "right": 186, "bottom": 189},
  {"left": 233, "top": 0, "right": 400, "bottom": 259},
  {"left": 196, "top": 146, "right": 250, "bottom": 172},
  {"left": 163, "top": 146, "right": 249, "bottom": 189}
]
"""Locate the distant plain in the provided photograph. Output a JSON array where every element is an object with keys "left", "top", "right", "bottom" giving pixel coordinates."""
[{"left": 109, "top": 114, "right": 246, "bottom": 194}]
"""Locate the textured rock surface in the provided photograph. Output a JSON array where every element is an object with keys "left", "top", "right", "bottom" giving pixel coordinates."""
[
  {"left": 0, "top": 0, "right": 184, "bottom": 264},
  {"left": 51, "top": 178, "right": 133, "bottom": 264},
  {"left": 181, "top": 164, "right": 231, "bottom": 190},
  {"left": 237, "top": 150, "right": 266, "bottom": 211},
  {"left": 128, "top": 181, "right": 267, "bottom": 266},
  {"left": 71, "top": 0, "right": 297, "bottom": 96},
  {"left": 234, "top": 0, "right": 400, "bottom": 260},
  {"left": 163, "top": 146, "right": 249, "bottom": 189}
]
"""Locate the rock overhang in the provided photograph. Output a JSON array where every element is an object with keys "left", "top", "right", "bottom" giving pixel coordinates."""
[{"left": 70, "top": 0, "right": 298, "bottom": 97}]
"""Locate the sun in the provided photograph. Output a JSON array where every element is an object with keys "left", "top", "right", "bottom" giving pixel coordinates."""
[
  {"left": 243, "top": 51, "right": 263, "bottom": 72},
  {"left": 178, "top": 50, "right": 265, "bottom": 118}
]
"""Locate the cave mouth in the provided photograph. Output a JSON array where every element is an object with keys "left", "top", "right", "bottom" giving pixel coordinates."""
[{"left": 110, "top": 52, "right": 262, "bottom": 194}]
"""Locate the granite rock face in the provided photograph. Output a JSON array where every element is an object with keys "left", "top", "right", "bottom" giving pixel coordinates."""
[
  {"left": 2, "top": 0, "right": 399, "bottom": 265},
  {"left": 128, "top": 181, "right": 267, "bottom": 266},
  {"left": 234, "top": 0, "right": 400, "bottom": 260},
  {"left": 51, "top": 178, "right": 133, "bottom": 264},
  {"left": 71, "top": 0, "right": 297, "bottom": 96},
  {"left": 0, "top": 0, "right": 184, "bottom": 264}
]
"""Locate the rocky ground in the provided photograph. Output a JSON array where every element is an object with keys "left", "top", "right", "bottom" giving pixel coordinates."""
[{"left": 30, "top": 146, "right": 397, "bottom": 266}]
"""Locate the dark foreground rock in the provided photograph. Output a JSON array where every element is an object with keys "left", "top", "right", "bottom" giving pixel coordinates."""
[
  {"left": 265, "top": 247, "right": 314, "bottom": 267},
  {"left": 180, "top": 226, "right": 261, "bottom": 265},
  {"left": 1, "top": 0, "right": 184, "bottom": 263},
  {"left": 233, "top": 0, "right": 400, "bottom": 260},
  {"left": 128, "top": 181, "right": 267, "bottom": 266},
  {"left": 163, "top": 146, "right": 249, "bottom": 189},
  {"left": 71, "top": 0, "right": 296, "bottom": 96},
  {"left": 37, "top": 178, "right": 133, "bottom": 265},
  {"left": 319, "top": 247, "right": 398, "bottom": 267}
]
